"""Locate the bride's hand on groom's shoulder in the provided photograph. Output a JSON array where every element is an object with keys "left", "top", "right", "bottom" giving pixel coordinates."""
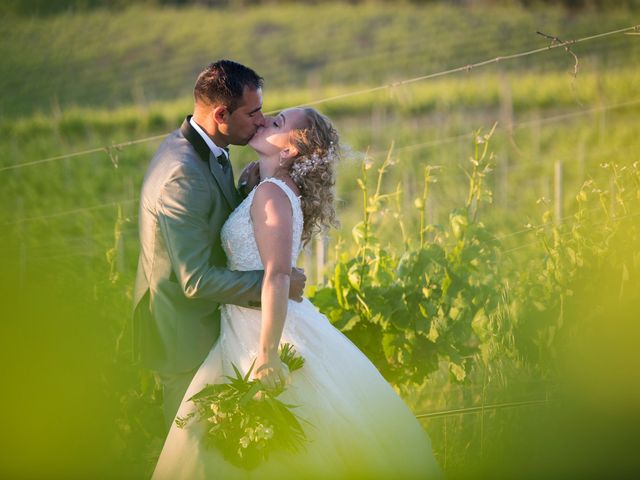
[
  {"left": 238, "top": 161, "right": 261, "bottom": 195},
  {"left": 289, "top": 267, "right": 306, "bottom": 302}
]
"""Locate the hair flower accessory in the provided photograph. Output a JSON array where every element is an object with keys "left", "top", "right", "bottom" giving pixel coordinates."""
[{"left": 290, "top": 144, "right": 337, "bottom": 187}]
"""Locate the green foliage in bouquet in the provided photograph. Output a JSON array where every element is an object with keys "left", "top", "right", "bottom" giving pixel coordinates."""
[
  {"left": 311, "top": 127, "right": 503, "bottom": 387},
  {"left": 175, "top": 343, "right": 307, "bottom": 470}
]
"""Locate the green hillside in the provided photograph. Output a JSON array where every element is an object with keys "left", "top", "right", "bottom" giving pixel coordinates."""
[{"left": 1, "top": 2, "right": 638, "bottom": 117}]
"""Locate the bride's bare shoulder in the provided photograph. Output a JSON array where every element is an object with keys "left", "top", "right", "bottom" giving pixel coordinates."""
[{"left": 250, "top": 180, "right": 294, "bottom": 219}]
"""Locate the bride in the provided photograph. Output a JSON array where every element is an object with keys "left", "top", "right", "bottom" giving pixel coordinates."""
[{"left": 152, "top": 107, "right": 441, "bottom": 479}]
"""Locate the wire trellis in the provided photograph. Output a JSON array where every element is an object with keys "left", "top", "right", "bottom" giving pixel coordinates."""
[{"left": 1, "top": 24, "right": 637, "bottom": 174}]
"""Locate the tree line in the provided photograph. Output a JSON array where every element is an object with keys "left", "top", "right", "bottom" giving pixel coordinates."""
[{"left": 2, "top": 0, "right": 638, "bottom": 16}]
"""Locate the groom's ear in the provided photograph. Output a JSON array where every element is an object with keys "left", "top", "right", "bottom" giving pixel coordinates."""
[{"left": 212, "top": 106, "right": 228, "bottom": 125}]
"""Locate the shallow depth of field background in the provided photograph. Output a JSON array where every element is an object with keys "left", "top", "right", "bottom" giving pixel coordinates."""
[{"left": 1, "top": 1, "right": 639, "bottom": 478}]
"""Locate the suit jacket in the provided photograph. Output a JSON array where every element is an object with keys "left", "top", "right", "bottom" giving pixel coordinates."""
[{"left": 133, "top": 117, "right": 263, "bottom": 374}]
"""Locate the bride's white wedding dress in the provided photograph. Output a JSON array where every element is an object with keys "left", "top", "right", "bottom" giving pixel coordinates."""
[{"left": 152, "top": 178, "right": 441, "bottom": 479}]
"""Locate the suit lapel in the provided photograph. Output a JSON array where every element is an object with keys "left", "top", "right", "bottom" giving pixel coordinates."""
[
  {"left": 226, "top": 161, "right": 242, "bottom": 206},
  {"left": 180, "top": 117, "right": 209, "bottom": 162},
  {"left": 180, "top": 116, "right": 239, "bottom": 209},
  {"left": 207, "top": 153, "right": 240, "bottom": 209}
]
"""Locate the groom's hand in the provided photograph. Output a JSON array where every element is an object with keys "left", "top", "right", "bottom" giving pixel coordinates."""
[
  {"left": 289, "top": 267, "right": 306, "bottom": 302},
  {"left": 238, "top": 161, "right": 260, "bottom": 196}
]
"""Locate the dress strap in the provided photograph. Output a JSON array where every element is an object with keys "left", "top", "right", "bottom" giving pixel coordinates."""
[{"left": 258, "top": 177, "right": 301, "bottom": 208}]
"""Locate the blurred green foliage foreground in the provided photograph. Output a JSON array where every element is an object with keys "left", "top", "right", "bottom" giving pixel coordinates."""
[{"left": 1, "top": 130, "right": 638, "bottom": 479}]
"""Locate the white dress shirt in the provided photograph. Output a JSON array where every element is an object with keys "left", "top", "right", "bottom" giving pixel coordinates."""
[{"left": 189, "top": 117, "right": 229, "bottom": 161}]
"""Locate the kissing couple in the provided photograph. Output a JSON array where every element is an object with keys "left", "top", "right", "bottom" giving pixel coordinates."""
[{"left": 133, "top": 60, "right": 441, "bottom": 479}]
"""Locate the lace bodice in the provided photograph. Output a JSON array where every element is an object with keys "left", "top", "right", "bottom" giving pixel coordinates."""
[{"left": 221, "top": 177, "right": 303, "bottom": 271}]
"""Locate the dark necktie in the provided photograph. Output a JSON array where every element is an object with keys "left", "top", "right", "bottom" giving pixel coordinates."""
[{"left": 217, "top": 148, "right": 230, "bottom": 174}]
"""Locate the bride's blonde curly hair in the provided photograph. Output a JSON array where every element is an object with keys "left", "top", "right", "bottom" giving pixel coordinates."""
[{"left": 288, "top": 109, "right": 340, "bottom": 246}]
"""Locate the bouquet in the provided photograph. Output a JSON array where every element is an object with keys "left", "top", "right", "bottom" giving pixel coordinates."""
[{"left": 175, "top": 343, "right": 308, "bottom": 470}]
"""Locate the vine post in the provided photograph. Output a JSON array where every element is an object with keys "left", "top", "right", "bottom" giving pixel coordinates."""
[{"left": 554, "top": 161, "right": 564, "bottom": 225}]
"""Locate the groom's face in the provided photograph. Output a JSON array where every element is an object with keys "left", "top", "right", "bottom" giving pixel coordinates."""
[{"left": 224, "top": 86, "right": 265, "bottom": 146}]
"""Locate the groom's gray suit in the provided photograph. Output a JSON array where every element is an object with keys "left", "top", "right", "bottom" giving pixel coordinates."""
[{"left": 133, "top": 116, "right": 263, "bottom": 427}]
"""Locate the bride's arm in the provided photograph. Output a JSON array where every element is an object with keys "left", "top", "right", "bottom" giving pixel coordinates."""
[{"left": 250, "top": 182, "right": 294, "bottom": 388}]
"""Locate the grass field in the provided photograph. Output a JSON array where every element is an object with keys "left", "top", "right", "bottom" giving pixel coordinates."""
[{"left": 1, "top": 2, "right": 638, "bottom": 116}]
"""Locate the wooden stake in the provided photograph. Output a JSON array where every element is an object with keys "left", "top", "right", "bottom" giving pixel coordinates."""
[{"left": 554, "top": 161, "right": 564, "bottom": 225}]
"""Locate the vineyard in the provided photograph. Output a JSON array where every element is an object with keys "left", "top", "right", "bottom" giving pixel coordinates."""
[{"left": 1, "top": 2, "right": 639, "bottom": 479}]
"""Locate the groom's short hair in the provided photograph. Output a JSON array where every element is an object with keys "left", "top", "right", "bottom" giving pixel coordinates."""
[{"left": 194, "top": 60, "right": 263, "bottom": 113}]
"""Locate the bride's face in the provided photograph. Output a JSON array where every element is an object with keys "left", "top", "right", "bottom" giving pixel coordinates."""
[{"left": 249, "top": 108, "right": 307, "bottom": 157}]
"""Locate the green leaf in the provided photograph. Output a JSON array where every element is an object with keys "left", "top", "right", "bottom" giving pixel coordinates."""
[
  {"left": 341, "top": 315, "right": 361, "bottom": 332},
  {"left": 471, "top": 308, "right": 489, "bottom": 339},
  {"left": 347, "top": 263, "right": 362, "bottom": 291},
  {"left": 175, "top": 412, "right": 195, "bottom": 429},
  {"left": 189, "top": 384, "right": 224, "bottom": 401},
  {"left": 390, "top": 309, "right": 409, "bottom": 329},
  {"left": 396, "top": 252, "right": 413, "bottom": 277},
  {"left": 450, "top": 211, "right": 469, "bottom": 240},
  {"left": 366, "top": 198, "right": 380, "bottom": 213},
  {"left": 415, "top": 315, "right": 429, "bottom": 334},
  {"left": 238, "top": 381, "right": 262, "bottom": 407},
  {"left": 369, "top": 312, "right": 389, "bottom": 329},
  {"left": 231, "top": 362, "right": 243, "bottom": 381},
  {"left": 310, "top": 287, "right": 337, "bottom": 311},
  {"left": 441, "top": 270, "right": 453, "bottom": 297},
  {"left": 352, "top": 221, "right": 366, "bottom": 246},
  {"left": 382, "top": 332, "right": 397, "bottom": 361},
  {"left": 419, "top": 301, "right": 437, "bottom": 319},
  {"left": 449, "top": 362, "right": 466, "bottom": 382},
  {"left": 576, "top": 190, "right": 588, "bottom": 203},
  {"left": 244, "top": 359, "right": 257, "bottom": 383},
  {"left": 279, "top": 343, "right": 305, "bottom": 372},
  {"left": 355, "top": 292, "right": 372, "bottom": 318},
  {"left": 427, "top": 317, "right": 440, "bottom": 343}
]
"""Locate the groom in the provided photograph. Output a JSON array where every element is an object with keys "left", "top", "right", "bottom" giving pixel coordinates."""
[{"left": 133, "top": 60, "right": 306, "bottom": 431}]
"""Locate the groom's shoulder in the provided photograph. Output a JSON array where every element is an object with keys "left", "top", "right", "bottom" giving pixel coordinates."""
[
  {"left": 143, "top": 128, "right": 208, "bottom": 185},
  {"left": 156, "top": 127, "right": 196, "bottom": 159},
  {"left": 152, "top": 128, "right": 204, "bottom": 169}
]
